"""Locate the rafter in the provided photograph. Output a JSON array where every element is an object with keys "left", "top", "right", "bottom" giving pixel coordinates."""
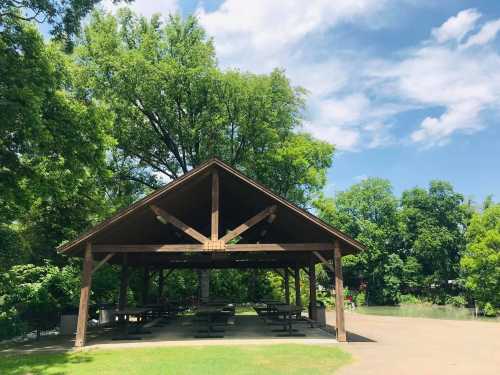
[
  {"left": 92, "top": 253, "right": 115, "bottom": 274},
  {"left": 313, "top": 251, "right": 334, "bottom": 272},
  {"left": 150, "top": 205, "right": 209, "bottom": 244},
  {"left": 221, "top": 205, "right": 277, "bottom": 243}
]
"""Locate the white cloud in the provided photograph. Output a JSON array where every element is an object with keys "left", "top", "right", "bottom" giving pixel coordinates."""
[
  {"left": 304, "top": 121, "right": 361, "bottom": 151},
  {"left": 431, "top": 8, "right": 480, "bottom": 43},
  {"left": 102, "top": 0, "right": 178, "bottom": 18},
  {"left": 463, "top": 19, "right": 500, "bottom": 48},
  {"left": 370, "top": 9, "right": 500, "bottom": 146},
  {"left": 197, "top": 0, "right": 386, "bottom": 72},
  {"left": 105, "top": 3, "right": 500, "bottom": 151}
]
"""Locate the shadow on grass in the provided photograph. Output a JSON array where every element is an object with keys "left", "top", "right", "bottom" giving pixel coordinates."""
[{"left": 0, "top": 351, "right": 93, "bottom": 375}]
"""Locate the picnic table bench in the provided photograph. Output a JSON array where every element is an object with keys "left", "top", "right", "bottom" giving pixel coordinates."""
[
  {"left": 268, "top": 304, "right": 306, "bottom": 337},
  {"left": 112, "top": 308, "right": 153, "bottom": 340}
]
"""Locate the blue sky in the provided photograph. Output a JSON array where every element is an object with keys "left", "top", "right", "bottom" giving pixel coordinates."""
[{"left": 98, "top": 1, "right": 500, "bottom": 203}]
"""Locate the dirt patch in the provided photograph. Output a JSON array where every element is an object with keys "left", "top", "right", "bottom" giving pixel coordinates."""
[{"left": 329, "top": 310, "right": 500, "bottom": 375}]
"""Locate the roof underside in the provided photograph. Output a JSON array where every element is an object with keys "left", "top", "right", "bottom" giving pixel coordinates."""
[{"left": 58, "top": 159, "right": 364, "bottom": 269}]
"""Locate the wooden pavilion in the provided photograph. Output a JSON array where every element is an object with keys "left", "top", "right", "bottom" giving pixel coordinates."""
[{"left": 57, "top": 158, "right": 365, "bottom": 347}]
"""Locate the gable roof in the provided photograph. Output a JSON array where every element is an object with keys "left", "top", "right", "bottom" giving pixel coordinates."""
[{"left": 57, "top": 158, "right": 365, "bottom": 256}]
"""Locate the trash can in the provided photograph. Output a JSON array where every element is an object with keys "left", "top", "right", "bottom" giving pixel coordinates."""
[
  {"left": 98, "top": 303, "right": 115, "bottom": 326},
  {"left": 308, "top": 301, "right": 326, "bottom": 326},
  {"left": 315, "top": 301, "right": 326, "bottom": 327},
  {"left": 60, "top": 307, "right": 78, "bottom": 335}
]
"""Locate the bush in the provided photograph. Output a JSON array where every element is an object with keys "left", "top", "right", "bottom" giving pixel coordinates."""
[
  {"left": 398, "top": 294, "right": 421, "bottom": 305},
  {"left": 446, "top": 295, "right": 467, "bottom": 307},
  {"left": 355, "top": 291, "right": 366, "bottom": 306},
  {"left": 0, "top": 263, "right": 80, "bottom": 340},
  {"left": 0, "top": 307, "right": 26, "bottom": 341},
  {"left": 483, "top": 302, "right": 497, "bottom": 317}
]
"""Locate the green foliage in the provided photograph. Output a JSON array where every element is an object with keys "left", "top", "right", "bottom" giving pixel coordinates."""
[
  {"left": 483, "top": 303, "right": 497, "bottom": 317},
  {"left": 77, "top": 10, "right": 334, "bottom": 207},
  {"left": 445, "top": 295, "right": 467, "bottom": 308},
  {"left": 398, "top": 294, "right": 421, "bottom": 305},
  {"left": 355, "top": 291, "right": 366, "bottom": 306},
  {"left": 315, "top": 178, "right": 403, "bottom": 304},
  {"left": 0, "top": 263, "right": 80, "bottom": 338},
  {"left": 316, "top": 179, "right": 471, "bottom": 305},
  {"left": 0, "top": 0, "right": 129, "bottom": 48},
  {"left": 460, "top": 204, "right": 500, "bottom": 308},
  {"left": 400, "top": 181, "right": 467, "bottom": 293}
]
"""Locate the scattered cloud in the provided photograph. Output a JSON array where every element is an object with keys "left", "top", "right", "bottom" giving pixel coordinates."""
[
  {"left": 101, "top": 0, "right": 178, "bottom": 18},
  {"left": 463, "top": 19, "right": 500, "bottom": 48},
  {"left": 372, "top": 10, "right": 500, "bottom": 146},
  {"left": 99, "top": 2, "right": 500, "bottom": 151},
  {"left": 431, "top": 8, "right": 480, "bottom": 43}
]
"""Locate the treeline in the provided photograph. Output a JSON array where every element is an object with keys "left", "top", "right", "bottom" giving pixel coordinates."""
[
  {"left": 0, "top": 5, "right": 498, "bottom": 339},
  {"left": 316, "top": 180, "right": 499, "bottom": 313}
]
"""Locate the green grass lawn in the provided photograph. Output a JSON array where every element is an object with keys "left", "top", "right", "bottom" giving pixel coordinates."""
[{"left": 0, "top": 344, "right": 351, "bottom": 375}]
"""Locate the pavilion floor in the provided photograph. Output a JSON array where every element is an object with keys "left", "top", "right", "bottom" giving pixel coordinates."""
[{"left": 0, "top": 314, "right": 337, "bottom": 354}]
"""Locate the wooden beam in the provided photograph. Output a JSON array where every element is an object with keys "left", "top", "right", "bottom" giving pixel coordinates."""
[
  {"left": 294, "top": 267, "right": 301, "bottom": 307},
  {"left": 220, "top": 206, "right": 276, "bottom": 243},
  {"left": 334, "top": 240, "right": 347, "bottom": 342},
  {"left": 313, "top": 251, "right": 334, "bottom": 272},
  {"left": 93, "top": 243, "right": 335, "bottom": 253},
  {"left": 92, "top": 253, "right": 115, "bottom": 274},
  {"left": 211, "top": 169, "right": 219, "bottom": 241},
  {"left": 309, "top": 257, "right": 317, "bottom": 321},
  {"left": 75, "top": 242, "right": 93, "bottom": 348},
  {"left": 150, "top": 205, "right": 209, "bottom": 244},
  {"left": 93, "top": 244, "right": 205, "bottom": 253},
  {"left": 227, "top": 243, "right": 335, "bottom": 252}
]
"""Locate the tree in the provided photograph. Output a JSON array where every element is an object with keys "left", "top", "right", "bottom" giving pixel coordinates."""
[
  {"left": 77, "top": 10, "right": 334, "bottom": 207},
  {"left": 460, "top": 204, "right": 500, "bottom": 311},
  {"left": 0, "top": 18, "right": 131, "bottom": 263},
  {"left": 0, "top": 0, "right": 129, "bottom": 47},
  {"left": 400, "top": 181, "right": 467, "bottom": 299},
  {"left": 315, "top": 178, "right": 403, "bottom": 304}
]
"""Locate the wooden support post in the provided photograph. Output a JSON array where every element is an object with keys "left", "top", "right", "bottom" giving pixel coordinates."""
[
  {"left": 294, "top": 267, "right": 301, "bottom": 307},
  {"left": 334, "top": 240, "right": 347, "bottom": 342},
  {"left": 158, "top": 269, "right": 164, "bottom": 302},
  {"left": 142, "top": 266, "right": 150, "bottom": 305},
  {"left": 75, "top": 242, "right": 93, "bottom": 348},
  {"left": 309, "top": 258, "right": 317, "bottom": 321},
  {"left": 284, "top": 268, "right": 290, "bottom": 304},
  {"left": 118, "top": 253, "right": 129, "bottom": 310},
  {"left": 211, "top": 169, "right": 219, "bottom": 241}
]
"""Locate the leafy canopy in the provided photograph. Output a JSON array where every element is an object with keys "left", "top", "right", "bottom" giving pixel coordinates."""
[
  {"left": 460, "top": 204, "right": 500, "bottom": 308},
  {"left": 77, "top": 10, "right": 334, "bottom": 206}
]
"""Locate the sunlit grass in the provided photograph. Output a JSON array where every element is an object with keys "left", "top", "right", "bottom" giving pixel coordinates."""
[{"left": 0, "top": 344, "right": 351, "bottom": 375}]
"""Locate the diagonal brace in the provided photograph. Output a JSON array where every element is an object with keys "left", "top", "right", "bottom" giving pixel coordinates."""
[
  {"left": 221, "top": 205, "right": 277, "bottom": 243},
  {"left": 150, "top": 204, "right": 209, "bottom": 244}
]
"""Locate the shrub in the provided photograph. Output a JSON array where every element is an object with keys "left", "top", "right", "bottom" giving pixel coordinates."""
[
  {"left": 398, "top": 294, "right": 421, "bottom": 305},
  {"left": 0, "top": 263, "right": 80, "bottom": 340},
  {"left": 483, "top": 302, "right": 497, "bottom": 317},
  {"left": 355, "top": 291, "right": 366, "bottom": 306},
  {"left": 446, "top": 295, "right": 467, "bottom": 307}
]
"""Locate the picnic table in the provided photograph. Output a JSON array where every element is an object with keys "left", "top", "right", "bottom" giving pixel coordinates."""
[
  {"left": 112, "top": 308, "right": 152, "bottom": 340},
  {"left": 271, "top": 304, "right": 306, "bottom": 337},
  {"left": 194, "top": 305, "right": 230, "bottom": 338}
]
